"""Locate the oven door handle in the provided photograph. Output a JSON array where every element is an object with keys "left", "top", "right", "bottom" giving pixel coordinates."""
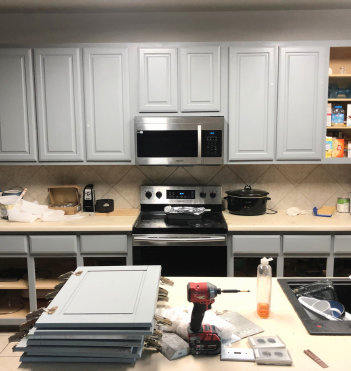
[{"left": 133, "top": 236, "right": 225, "bottom": 242}]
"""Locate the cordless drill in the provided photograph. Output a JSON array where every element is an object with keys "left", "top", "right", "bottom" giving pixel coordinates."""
[{"left": 187, "top": 282, "right": 249, "bottom": 355}]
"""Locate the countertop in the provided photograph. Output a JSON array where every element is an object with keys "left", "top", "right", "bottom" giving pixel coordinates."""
[
  {"left": 1, "top": 277, "right": 348, "bottom": 370},
  {"left": 223, "top": 210, "right": 351, "bottom": 232}
]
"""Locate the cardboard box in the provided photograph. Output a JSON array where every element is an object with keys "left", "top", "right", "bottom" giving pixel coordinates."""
[
  {"left": 332, "top": 138, "right": 344, "bottom": 157},
  {"left": 48, "top": 186, "right": 81, "bottom": 215}
]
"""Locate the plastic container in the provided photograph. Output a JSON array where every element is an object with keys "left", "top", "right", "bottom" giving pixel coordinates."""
[
  {"left": 331, "top": 106, "right": 345, "bottom": 127},
  {"left": 257, "top": 257, "right": 273, "bottom": 319}
]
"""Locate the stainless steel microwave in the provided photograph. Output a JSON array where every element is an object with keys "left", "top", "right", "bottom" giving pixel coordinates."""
[{"left": 135, "top": 116, "right": 224, "bottom": 165}]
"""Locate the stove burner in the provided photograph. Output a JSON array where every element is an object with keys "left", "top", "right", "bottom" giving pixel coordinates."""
[{"left": 187, "top": 220, "right": 215, "bottom": 228}]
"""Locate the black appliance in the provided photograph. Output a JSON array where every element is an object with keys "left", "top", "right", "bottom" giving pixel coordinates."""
[
  {"left": 224, "top": 185, "right": 272, "bottom": 216},
  {"left": 95, "top": 199, "right": 114, "bottom": 213},
  {"left": 83, "top": 184, "right": 95, "bottom": 212},
  {"left": 135, "top": 116, "right": 224, "bottom": 166},
  {"left": 132, "top": 186, "right": 227, "bottom": 277}
]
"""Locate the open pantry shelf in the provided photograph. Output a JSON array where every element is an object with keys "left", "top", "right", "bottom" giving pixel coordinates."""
[
  {"left": 327, "top": 127, "right": 351, "bottom": 130},
  {"left": 329, "top": 74, "right": 351, "bottom": 77},
  {"left": 328, "top": 98, "right": 351, "bottom": 101}
]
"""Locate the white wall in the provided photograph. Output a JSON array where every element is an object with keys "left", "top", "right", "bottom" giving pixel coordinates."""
[{"left": 0, "top": 10, "right": 351, "bottom": 44}]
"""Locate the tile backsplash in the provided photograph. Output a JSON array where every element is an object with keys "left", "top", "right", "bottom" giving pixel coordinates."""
[{"left": 1, "top": 164, "right": 351, "bottom": 211}]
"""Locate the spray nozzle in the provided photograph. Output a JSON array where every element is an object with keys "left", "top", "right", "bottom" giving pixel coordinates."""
[{"left": 261, "top": 257, "right": 273, "bottom": 265}]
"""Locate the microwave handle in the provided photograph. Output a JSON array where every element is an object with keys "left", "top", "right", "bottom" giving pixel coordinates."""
[{"left": 198, "top": 125, "right": 202, "bottom": 164}]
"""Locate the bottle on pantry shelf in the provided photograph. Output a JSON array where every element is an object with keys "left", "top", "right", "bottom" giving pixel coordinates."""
[
  {"left": 331, "top": 106, "right": 345, "bottom": 127},
  {"left": 257, "top": 257, "right": 273, "bottom": 319}
]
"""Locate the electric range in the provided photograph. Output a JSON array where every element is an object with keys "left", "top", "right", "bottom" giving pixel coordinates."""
[{"left": 132, "top": 186, "right": 228, "bottom": 277}]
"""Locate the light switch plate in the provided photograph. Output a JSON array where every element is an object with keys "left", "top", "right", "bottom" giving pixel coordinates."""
[{"left": 221, "top": 348, "right": 255, "bottom": 362}]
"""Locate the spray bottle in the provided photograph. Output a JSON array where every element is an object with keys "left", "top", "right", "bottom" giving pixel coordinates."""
[{"left": 257, "top": 257, "right": 273, "bottom": 319}]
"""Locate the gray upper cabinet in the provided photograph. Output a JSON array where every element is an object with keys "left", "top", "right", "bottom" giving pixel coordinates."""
[
  {"left": 139, "top": 48, "right": 178, "bottom": 113},
  {"left": 34, "top": 48, "right": 84, "bottom": 161},
  {"left": 0, "top": 49, "right": 37, "bottom": 161},
  {"left": 276, "top": 46, "right": 328, "bottom": 160},
  {"left": 180, "top": 46, "right": 220, "bottom": 112},
  {"left": 229, "top": 47, "right": 277, "bottom": 161},
  {"left": 84, "top": 48, "right": 131, "bottom": 161}
]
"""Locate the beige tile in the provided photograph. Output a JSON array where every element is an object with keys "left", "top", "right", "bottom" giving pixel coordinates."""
[
  {"left": 323, "top": 188, "right": 350, "bottom": 207},
  {"left": 275, "top": 164, "right": 318, "bottom": 186},
  {"left": 138, "top": 166, "right": 176, "bottom": 184},
  {"left": 297, "top": 165, "right": 341, "bottom": 209},
  {"left": 114, "top": 167, "right": 153, "bottom": 208},
  {"left": 0, "top": 357, "right": 21, "bottom": 369},
  {"left": 0, "top": 168, "right": 19, "bottom": 192},
  {"left": 275, "top": 188, "right": 314, "bottom": 212},
  {"left": 184, "top": 166, "right": 224, "bottom": 185},
  {"left": 0, "top": 342, "right": 22, "bottom": 357},
  {"left": 73, "top": 167, "right": 111, "bottom": 201},
  {"left": 0, "top": 335, "right": 9, "bottom": 354},
  {"left": 208, "top": 166, "right": 245, "bottom": 208},
  {"left": 90, "top": 165, "right": 134, "bottom": 187},
  {"left": 228, "top": 165, "right": 271, "bottom": 185},
  {"left": 0, "top": 165, "right": 41, "bottom": 187},
  {"left": 22, "top": 193, "right": 34, "bottom": 202},
  {"left": 162, "top": 167, "right": 199, "bottom": 186},
  {"left": 45, "top": 165, "right": 87, "bottom": 185},
  {"left": 252, "top": 166, "right": 294, "bottom": 208},
  {"left": 322, "top": 164, "right": 351, "bottom": 186},
  {"left": 23, "top": 167, "right": 60, "bottom": 205},
  {"left": 101, "top": 188, "right": 133, "bottom": 209}
]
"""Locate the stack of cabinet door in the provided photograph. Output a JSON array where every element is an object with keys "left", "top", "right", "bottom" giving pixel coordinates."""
[{"left": 14, "top": 265, "right": 161, "bottom": 363}]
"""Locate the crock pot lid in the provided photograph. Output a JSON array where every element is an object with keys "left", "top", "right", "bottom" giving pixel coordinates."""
[{"left": 225, "top": 185, "right": 269, "bottom": 197}]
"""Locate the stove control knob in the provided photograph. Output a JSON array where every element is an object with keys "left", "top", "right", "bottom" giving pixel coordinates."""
[
  {"left": 145, "top": 191, "right": 152, "bottom": 199},
  {"left": 156, "top": 191, "right": 162, "bottom": 199},
  {"left": 200, "top": 191, "right": 206, "bottom": 198},
  {"left": 210, "top": 191, "right": 217, "bottom": 199}
]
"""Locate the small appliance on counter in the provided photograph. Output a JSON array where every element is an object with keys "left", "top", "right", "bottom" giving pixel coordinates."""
[
  {"left": 224, "top": 185, "right": 275, "bottom": 216},
  {"left": 95, "top": 199, "right": 114, "bottom": 213},
  {"left": 83, "top": 184, "right": 95, "bottom": 212}
]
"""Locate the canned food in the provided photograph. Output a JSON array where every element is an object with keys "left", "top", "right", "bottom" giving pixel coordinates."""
[{"left": 337, "top": 197, "right": 350, "bottom": 213}]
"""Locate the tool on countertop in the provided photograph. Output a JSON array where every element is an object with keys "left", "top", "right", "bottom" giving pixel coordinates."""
[
  {"left": 187, "top": 282, "right": 250, "bottom": 355},
  {"left": 304, "top": 349, "right": 328, "bottom": 368}
]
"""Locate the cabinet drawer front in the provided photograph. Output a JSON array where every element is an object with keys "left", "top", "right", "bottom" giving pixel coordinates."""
[
  {"left": 30, "top": 236, "right": 77, "bottom": 254},
  {"left": 334, "top": 236, "right": 351, "bottom": 255},
  {"left": 81, "top": 235, "right": 127, "bottom": 254},
  {"left": 283, "top": 236, "right": 331, "bottom": 255},
  {"left": 0, "top": 236, "right": 28, "bottom": 254},
  {"left": 232, "top": 235, "right": 280, "bottom": 255}
]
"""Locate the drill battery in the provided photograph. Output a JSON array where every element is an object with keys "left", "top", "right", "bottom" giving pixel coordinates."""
[{"left": 187, "top": 324, "right": 221, "bottom": 355}]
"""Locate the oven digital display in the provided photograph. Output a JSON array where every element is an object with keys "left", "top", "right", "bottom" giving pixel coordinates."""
[{"left": 167, "top": 190, "right": 195, "bottom": 199}]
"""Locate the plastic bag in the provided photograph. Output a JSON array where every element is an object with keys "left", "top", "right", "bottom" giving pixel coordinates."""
[{"left": 293, "top": 279, "right": 338, "bottom": 301}]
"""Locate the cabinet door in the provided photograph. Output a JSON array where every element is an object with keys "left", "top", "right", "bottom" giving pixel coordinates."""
[
  {"left": 34, "top": 48, "right": 84, "bottom": 161},
  {"left": 229, "top": 47, "right": 276, "bottom": 161},
  {"left": 84, "top": 48, "right": 131, "bottom": 161},
  {"left": 0, "top": 49, "right": 37, "bottom": 161},
  {"left": 180, "top": 46, "right": 220, "bottom": 112},
  {"left": 139, "top": 48, "right": 178, "bottom": 112},
  {"left": 276, "top": 46, "right": 327, "bottom": 160}
]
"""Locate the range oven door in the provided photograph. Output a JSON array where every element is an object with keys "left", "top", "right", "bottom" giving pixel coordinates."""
[
  {"left": 132, "top": 234, "right": 227, "bottom": 277},
  {"left": 136, "top": 123, "right": 202, "bottom": 165}
]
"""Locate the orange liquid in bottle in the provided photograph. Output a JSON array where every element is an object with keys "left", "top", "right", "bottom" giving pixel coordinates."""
[{"left": 257, "top": 303, "right": 270, "bottom": 318}]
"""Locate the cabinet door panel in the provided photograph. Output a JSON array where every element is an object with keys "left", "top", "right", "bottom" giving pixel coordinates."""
[
  {"left": 0, "top": 49, "right": 37, "bottom": 161},
  {"left": 334, "top": 235, "right": 351, "bottom": 255},
  {"left": 0, "top": 236, "right": 28, "bottom": 254},
  {"left": 81, "top": 235, "right": 127, "bottom": 254},
  {"left": 35, "top": 48, "right": 84, "bottom": 161},
  {"left": 229, "top": 47, "right": 276, "bottom": 160},
  {"left": 232, "top": 235, "right": 280, "bottom": 255},
  {"left": 84, "top": 48, "right": 131, "bottom": 161},
  {"left": 180, "top": 46, "right": 220, "bottom": 112},
  {"left": 277, "top": 47, "right": 327, "bottom": 160},
  {"left": 283, "top": 235, "right": 331, "bottom": 255},
  {"left": 139, "top": 48, "right": 177, "bottom": 112},
  {"left": 30, "top": 235, "right": 77, "bottom": 255}
]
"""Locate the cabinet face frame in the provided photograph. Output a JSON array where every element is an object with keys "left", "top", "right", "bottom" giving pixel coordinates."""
[
  {"left": 138, "top": 48, "right": 178, "bottom": 113},
  {"left": 83, "top": 47, "right": 131, "bottom": 161},
  {"left": 228, "top": 47, "right": 277, "bottom": 161},
  {"left": 180, "top": 45, "right": 221, "bottom": 112},
  {"left": 276, "top": 46, "right": 328, "bottom": 160},
  {"left": 0, "top": 48, "right": 38, "bottom": 161},
  {"left": 34, "top": 48, "right": 84, "bottom": 162}
]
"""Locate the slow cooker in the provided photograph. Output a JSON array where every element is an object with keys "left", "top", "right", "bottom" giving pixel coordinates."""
[{"left": 224, "top": 185, "right": 271, "bottom": 216}]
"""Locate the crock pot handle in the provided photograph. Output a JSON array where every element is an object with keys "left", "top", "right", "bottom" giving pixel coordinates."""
[
  {"left": 244, "top": 185, "right": 252, "bottom": 190},
  {"left": 224, "top": 196, "right": 228, "bottom": 200},
  {"left": 267, "top": 197, "right": 271, "bottom": 201}
]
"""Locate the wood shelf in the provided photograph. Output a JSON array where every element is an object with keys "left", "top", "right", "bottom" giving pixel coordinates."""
[
  {"left": 327, "top": 127, "right": 351, "bottom": 130},
  {"left": 0, "top": 279, "right": 28, "bottom": 290},
  {"left": 328, "top": 98, "right": 351, "bottom": 101},
  {"left": 329, "top": 74, "right": 351, "bottom": 77}
]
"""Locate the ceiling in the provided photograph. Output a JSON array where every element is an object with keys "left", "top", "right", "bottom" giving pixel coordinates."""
[{"left": 1, "top": 0, "right": 351, "bottom": 13}]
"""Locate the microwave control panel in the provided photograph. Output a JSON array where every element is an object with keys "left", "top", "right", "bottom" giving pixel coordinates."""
[{"left": 202, "top": 130, "right": 222, "bottom": 157}]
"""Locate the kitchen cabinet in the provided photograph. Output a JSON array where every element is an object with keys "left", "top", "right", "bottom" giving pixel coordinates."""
[
  {"left": 0, "top": 49, "right": 37, "bottom": 161},
  {"left": 232, "top": 235, "right": 280, "bottom": 255},
  {"left": 283, "top": 235, "right": 331, "bottom": 255},
  {"left": 83, "top": 48, "right": 131, "bottom": 161},
  {"left": 80, "top": 235, "right": 128, "bottom": 254},
  {"left": 34, "top": 48, "right": 84, "bottom": 161},
  {"left": 180, "top": 46, "right": 220, "bottom": 112},
  {"left": 0, "top": 235, "right": 28, "bottom": 254},
  {"left": 276, "top": 46, "right": 328, "bottom": 160},
  {"left": 228, "top": 47, "right": 276, "bottom": 161},
  {"left": 138, "top": 48, "right": 178, "bottom": 112},
  {"left": 29, "top": 235, "right": 78, "bottom": 255}
]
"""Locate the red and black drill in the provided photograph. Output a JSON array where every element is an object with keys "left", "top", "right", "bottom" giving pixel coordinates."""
[{"left": 187, "top": 282, "right": 249, "bottom": 355}]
